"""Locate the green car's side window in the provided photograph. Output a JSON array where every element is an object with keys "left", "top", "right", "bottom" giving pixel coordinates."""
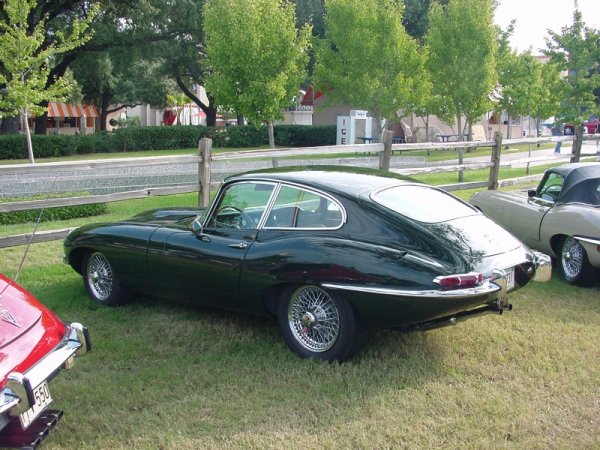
[
  {"left": 209, "top": 182, "right": 276, "bottom": 229},
  {"left": 264, "top": 185, "right": 344, "bottom": 229}
]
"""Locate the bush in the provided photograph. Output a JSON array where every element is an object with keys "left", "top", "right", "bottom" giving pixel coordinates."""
[
  {"left": 274, "top": 125, "right": 336, "bottom": 147},
  {"left": 0, "top": 193, "right": 108, "bottom": 225},
  {"left": 112, "top": 125, "right": 207, "bottom": 151},
  {"left": 0, "top": 124, "right": 337, "bottom": 159},
  {"left": 0, "top": 134, "right": 79, "bottom": 159}
]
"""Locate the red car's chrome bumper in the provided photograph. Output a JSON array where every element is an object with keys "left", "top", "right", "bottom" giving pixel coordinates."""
[
  {"left": 532, "top": 251, "right": 552, "bottom": 282},
  {"left": 0, "top": 323, "right": 91, "bottom": 422}
]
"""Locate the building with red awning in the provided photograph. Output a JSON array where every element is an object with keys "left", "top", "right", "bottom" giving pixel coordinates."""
[{"left": 46, "top": 102, "right": 99, "bottom": 134}]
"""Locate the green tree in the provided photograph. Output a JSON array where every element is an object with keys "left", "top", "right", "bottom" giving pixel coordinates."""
[
  {"left": 530, "top": 60, "right": 562, "bottom": 137},
  {"left": 402, "top": 0, "right": 450, "bottom": 41},
  {"left": 426, "top": 0, "right": 497, "bottom": 141},
  {"left": 544, "top": 7, "right": 600, "bottom": 125},
  {"left": 0, "top": 0, "right": 95, "bottom": 162},
  {"left": 204, "top": 0, "right": 311, "bottom": 148},
  {"left": 72, "top": 50, "right": 176, "bottom": 130},
  {"left": 314, "top": 0, "right": 429, "bottom": 141}
]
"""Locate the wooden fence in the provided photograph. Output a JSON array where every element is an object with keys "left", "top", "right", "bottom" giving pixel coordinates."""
[{"left": 1, "top": 128, "right": 598, "bottom": 248}]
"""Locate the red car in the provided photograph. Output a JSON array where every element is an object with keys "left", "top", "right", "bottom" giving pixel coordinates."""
[
  {"left": 564, "top": 119, "right": 600, "bottom": 135},
  {"left": 0, "top": 274, "right": 90, "bottom": 449}
]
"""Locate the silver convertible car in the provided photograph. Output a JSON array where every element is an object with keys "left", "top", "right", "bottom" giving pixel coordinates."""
[{"left": 470, "top": 163, "right": 600, "bottom": 286}]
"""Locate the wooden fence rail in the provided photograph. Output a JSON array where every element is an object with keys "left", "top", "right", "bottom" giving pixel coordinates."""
[{"left": 1, "top": 129, "right": 598, "bottom": 248}]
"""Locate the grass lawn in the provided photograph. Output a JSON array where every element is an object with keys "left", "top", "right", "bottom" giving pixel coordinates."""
[
  {"left": 1, "top": 241, "right": 598, "bottom": 449},
  {"left": 2, "top": 143, "right": 598, "bottom": 448}
]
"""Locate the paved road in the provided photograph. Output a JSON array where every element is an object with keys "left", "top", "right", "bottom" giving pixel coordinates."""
[{"left": 1, "top": 141, "right": 598, "bottom": 199}]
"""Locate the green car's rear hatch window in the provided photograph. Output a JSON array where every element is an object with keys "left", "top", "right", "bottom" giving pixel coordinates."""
[{"left": 371, "top": 185, "right": 477, "bottom": 223}]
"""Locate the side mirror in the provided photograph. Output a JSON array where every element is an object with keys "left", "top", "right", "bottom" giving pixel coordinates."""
[
  {"left": 191, "top": 217, "right": 203, "bottom": 235},
  {"left": 527, "top": 189, "right": 536, "bottom": 198}
]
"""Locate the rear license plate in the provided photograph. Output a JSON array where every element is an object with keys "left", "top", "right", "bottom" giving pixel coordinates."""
[
  {"left": 506, "top": 267, "right": 515, "bottom": 291},
  {"left": 19, "top": 381, "right": 52, "bottom": 429}
]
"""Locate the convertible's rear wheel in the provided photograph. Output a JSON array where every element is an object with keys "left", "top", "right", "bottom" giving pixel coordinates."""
[
  {"left": 278, "top": 285, "right": 362, "bottom": 362},
  {"left": 558, "top": 237, "right": 597, "bottom": 286},
  {"left": 84, "top": 251, "right": 123, "bottom": 306}
]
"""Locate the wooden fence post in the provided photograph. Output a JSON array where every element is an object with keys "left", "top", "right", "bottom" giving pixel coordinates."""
[
  {"left": 379, "top": 130, "right": 393, "bottom": 171},
  {"left": 571, "top": 125, "right": 584, "bottom": 163},
  {"left": 198, "top": 138, "right": 212, "bottom": 208},
  {"left": 457, "top": 148, "right": 464, "bottom": 182},
  {"left": 488, "top": 132, "right": 502, "bottom": 190}
]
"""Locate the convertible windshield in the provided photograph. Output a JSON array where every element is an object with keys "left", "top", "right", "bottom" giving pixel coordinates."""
[{"left": 372, "top": 185, "right": 477, "bottom": 223}]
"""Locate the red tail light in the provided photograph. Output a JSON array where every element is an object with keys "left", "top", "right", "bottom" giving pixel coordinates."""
[{"left": 434, "top": 272, "right": 483, "bottom": 290}]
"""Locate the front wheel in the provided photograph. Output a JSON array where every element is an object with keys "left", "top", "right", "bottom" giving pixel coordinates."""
[
  {"left": 558, "top": 237, "right": 598, "bottom": 286},
  {"left": 84, "top": 251, "right": 123, "bottom": 306},
  {"left": 278, "top": 285, "right": 362, "bottom": 362}
]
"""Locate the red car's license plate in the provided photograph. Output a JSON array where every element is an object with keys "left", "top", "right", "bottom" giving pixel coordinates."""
[
  {"left": 506, "top": 267, "right": 515, "bottom": 291},
  {"left": 18, "top": 381, "right": 53, "bottom": 429}
]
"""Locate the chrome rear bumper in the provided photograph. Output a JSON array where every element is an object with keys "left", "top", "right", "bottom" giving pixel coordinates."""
[{"left": 0, "top": 323, "right": 91, "bottom": 420}]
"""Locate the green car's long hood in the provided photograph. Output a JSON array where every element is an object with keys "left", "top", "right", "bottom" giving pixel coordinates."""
[{"left": 128, "top": 207, "right": 203, "bottom": 225}]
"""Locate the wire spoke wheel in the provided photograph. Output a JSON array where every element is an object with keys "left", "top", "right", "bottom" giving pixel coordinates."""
[
  {"left": 561, "top": 237, "right": 583, "bottom": 280},
  {"left": 558, "top": 236, "right": 598, "bottom": 286},
  {"left": 84, "top": 251, "right": 121, "bottom": 305},
  {"left": 288, "top": 286, "right": 340, "bottom": 352}
]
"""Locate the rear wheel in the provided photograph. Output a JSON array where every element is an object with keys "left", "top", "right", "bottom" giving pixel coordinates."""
[
  {"left": 278, "top": 285, "right": 362, "bottom": 362},
  {"left": 558, "top": 237, "right": 597, "bottom": 286},
  {"left": 84, "top": 251, "right": 123, "bottom": 306}
]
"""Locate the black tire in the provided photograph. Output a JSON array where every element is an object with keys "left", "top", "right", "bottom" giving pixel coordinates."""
[
  {"left": 558, "top": 237, "right": 598, "bottom": 286},
  {"left": 278, "top": 285, "right": 362, "bottom": 362},
  {"left": 83, "top": 251, "right": 123, "bottom": 306}
]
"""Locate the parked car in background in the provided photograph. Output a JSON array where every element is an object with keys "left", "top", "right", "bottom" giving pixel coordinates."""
[
  {"left": 0, "top": 274, "right": 91, "bottom": 449},
  {"left": 563, "top": 118, "right": 600, "bottom": 135},
  {"left": 470, "top": 163, "right": 600, "bottom": 286},
  {"left": 64, "top": 166, "right": 551, "bottom": 361}
]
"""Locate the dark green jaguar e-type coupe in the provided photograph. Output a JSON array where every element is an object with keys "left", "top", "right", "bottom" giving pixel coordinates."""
[{"left": 64, "top": 166, "right": 551, "bottom": 361}]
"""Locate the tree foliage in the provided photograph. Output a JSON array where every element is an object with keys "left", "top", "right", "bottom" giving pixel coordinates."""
[
  {"left": 402, "top": 0, "right": 450, "bottom": 41},
  {"left": 204, "top": 0, "right": 311, "bottom": 147},
  {"left": 544, "top": 8, "right": 600, "bottom": 124},
  {"left": 0, "top": 0, "right": 96, "bottom": 161},
  {"left": 314, "top": 0, "right": 429, "bottom": 140},
  {"left": 426, "top": 0, "right": 497, "bottom": 140}
]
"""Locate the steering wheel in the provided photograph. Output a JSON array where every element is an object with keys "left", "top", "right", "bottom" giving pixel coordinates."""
[{"left": 216, "top": 205, "right": 254, "bottom": 228}]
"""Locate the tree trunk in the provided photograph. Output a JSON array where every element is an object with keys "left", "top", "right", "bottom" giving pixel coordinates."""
[
  {"left": 99, "top": 92, "right": 113, "bottom": 131},
  {"left": 174, "top": 76, "right": 217, "bottom": 127},
  {"left": 32, "top": 98, "right": 49, "bottom": 135},
  {"left": 236, "top": 114, "right": 244, "bottom": 126},
  {"left": 206, "top": 103, "right": 217, "bottom": 127},
  {"left": 425, "top": 115, "right": 430, "bottom": 142},
  {"left": 268, "top": 121, "right": 275, "bottom": 148},
  {"left": 22, "top": 109, "right": 35, "bottom": 164},
  {"left": 34, "top": 112, "right": 48, "bottom": 135},
  {"left": 457, "top": 113, "right": 463, "bottom": 141},
  {"left": 0, "top": 116, "right": 19, "bottom": 134}
]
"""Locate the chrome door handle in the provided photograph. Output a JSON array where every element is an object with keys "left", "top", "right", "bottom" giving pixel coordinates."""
[{"left": 228, "top": 243, "right": 248, "bottom": 249}]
